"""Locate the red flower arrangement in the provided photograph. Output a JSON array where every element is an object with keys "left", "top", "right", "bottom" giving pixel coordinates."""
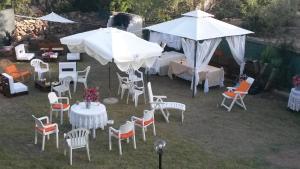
[
  {"left": 293, "top": 75, "right": 300, "bottom": 88},
  {"left": 84, "top": 87, "right": 100, "bottom": 102}
]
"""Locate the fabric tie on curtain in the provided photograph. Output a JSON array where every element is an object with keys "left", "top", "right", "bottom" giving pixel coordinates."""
[{"left": 226, "top": 35, "right": 246, "bottom": 75}]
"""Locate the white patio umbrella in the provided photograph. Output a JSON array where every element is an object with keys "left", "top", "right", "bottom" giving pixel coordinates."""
[
  {"left": 60, "top": 27, "right": 162, "bottom": 71},
  {"left": 38, "top": 12, "right": 75, "bottom": 23}
]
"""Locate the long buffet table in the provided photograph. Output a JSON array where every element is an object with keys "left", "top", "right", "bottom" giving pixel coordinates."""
[{"left": 168, "top": 59, "right": 224, "bottom": 90}]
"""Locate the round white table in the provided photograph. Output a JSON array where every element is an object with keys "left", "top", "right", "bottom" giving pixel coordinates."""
[
  {"left": 70, "top": 102, "right": 108, "bottom": 138},
  {"left": 288, "top": 88, "right": 300, "bottom": 112}
]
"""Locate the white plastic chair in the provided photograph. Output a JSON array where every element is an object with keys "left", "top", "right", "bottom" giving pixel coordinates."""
[
  {"left": 64, "top": 128, "right": 90, "bottom": 165},
  {"left": 52, "top": 76, "right": 72, "bottom": 99},
  {"left": 48, "top": 92, "right": 70, "bottom": 125},
  {"left": 131, "top": 109, "right": 156, "bottom": 141},
  {"left": 127, "top": 82, "right": 146, "bottom": 107},
  {"left": 109, "top": 121, "right": 136, "bottom": 155},
  {"left": 148, "top": 82, "right": 186, "bottom": 123},
  {"left": 221, "top": 77, "right": 255, "bottom": 111},
  {"left": 59, "top": 62, "right": 77, "bottom": 92},
  {"left": 116, "top": 72, "right": 130, "bottom": 99},
  {"left": 32, "top": 115, "right": 59, "bottom": 151},
  {"left": 30, "top": 59, "right": 50, "bottom": 80},
  {"left": 15, "top": 44, "right": 35, "bottom": 61},
  {"left": 76, "top": 66, "right": 90, "bottom": 91},
  {"left": 1, "top": 73, "right": 28, "bottom": 97}
]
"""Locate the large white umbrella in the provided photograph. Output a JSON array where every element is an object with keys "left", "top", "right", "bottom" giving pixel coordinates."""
[
  {"left": 38, "top": 12, "right": 75, "bottom": 23},
  {"left": 60, "top": 27, "right": 163, "bottom": 71}
]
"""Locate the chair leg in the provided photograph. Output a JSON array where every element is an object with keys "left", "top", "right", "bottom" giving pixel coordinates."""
[
  {"left": 121, "top": 88, "right": 125, "bottom": 99},
  {"left": 68, "top": 89, "right": 72, "bottom": 99},
  {"left": 160, "top": 107, "right": 169, "bottom": 123},
  {"left": 34, "top": 130, "right": 37, "bottom": 144},
  {"left": 109, "top": 134, "right": 112, "bottom": 151},
  {"left": 42, "top": 135, "right": 45, "bottom": 151},
  {"left": 153, "top": 123, "right": 156, "bottom": 136},
  {"left": 135, "top": 94, "right": 138, "bottom": 107},
  {"left": 142, "top": 127, "right": 146, "bottom": 141},
  {"left": 228, "top": 97, "right": 237, "bottom": 112},
  {"left": 117, "top": 86, "right": 120, "bottom": 95},
  {"left": 118, "top": 139, "right": 122, "bottom": 155},
  {"left": 84, "top": 81, "right": 87, "bottom": 89},
  {"left": 60, "top": 110, "right": 63, "bottom": 125},
  {"left": 86, "top": 144, "right": 91, "bottom": 162},
  {"left": 56, "top": 131, "right": 59, "bottom": 149},
  {"left": 221, "top": 97, "right": 226, "bottom": 108},
  {"left": 133, "top": 135, "right": 136, "bottom": 149},
  {"left": 70, "top": 148, "right": 72, "bottom": 165},
  {"left": 50, "top": 110, "right": 53, "bottom": 123},
  {"left": 126, "top": 92, "right": 129, "bottom": 104},
  {"left": 73, "top": 81, "right": 77, "bottom": 93}
]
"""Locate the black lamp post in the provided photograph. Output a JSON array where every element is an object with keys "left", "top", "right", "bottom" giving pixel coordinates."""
[{"left": 154, "top": 139, "right": 166, "bottom": 169}]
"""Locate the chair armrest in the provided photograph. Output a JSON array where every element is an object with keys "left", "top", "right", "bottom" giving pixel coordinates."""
[
  {"left": 234, "top": 91, "right": 248, "bottom": 94},
  {"left": 38, "top": 116, "right": 49, "bottom": 123},
  {"left": 109, "top": 127, "right": 119, "bottom": 134},
  {"left": 153, "top": 95, "right": 167, "bottom": 99},
  {"left": 226, "top": 87, "right": 236, "bottom": 91},
  {"left": 131, "top": 116, "right": 142, "bottom": 122},
  {"left": 46, "top": 123, "right": 58, "bottom": 129},
  {"left": 58, "top": 97, "right": 69, "bottom": 104}
]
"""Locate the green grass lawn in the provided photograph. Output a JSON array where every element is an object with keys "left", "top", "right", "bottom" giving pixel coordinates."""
[{"left": 0, "top": 55, "right": 299, "bottom": 169}]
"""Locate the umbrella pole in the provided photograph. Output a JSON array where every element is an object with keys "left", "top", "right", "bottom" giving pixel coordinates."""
[
  {"left": 103, "top": 59, "right": 119, "bottom": 105},
  {"left": 109, "top": 61, "right": 111, "bottom": 92},
  {"left": 192, "top": 41, "right": 197, "bottom": 98}
]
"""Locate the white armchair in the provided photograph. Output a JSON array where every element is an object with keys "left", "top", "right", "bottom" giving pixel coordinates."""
[
  {"left": 76, "top": 66, "right": 91, "bottom": 92},
  {"left": 64, "top": 128, "right": 90, "bottom": 165},
  {"left": 59, "top": 62, "right": 77, "bottom": 92},
  {"left": 116, "top": 72, "right": 130, "bottom": 99},
  {"left": 1, "top": 73, "right": 28, "bottom": 97},
  {"left": 30, "top": 59, "right": 50, "bottom": 80},
  {"left": 15, "top": 44, "right": 35, "bottom": 61},
  {"left": 52, "top": 76, "right": 72, "bottom": 99}
]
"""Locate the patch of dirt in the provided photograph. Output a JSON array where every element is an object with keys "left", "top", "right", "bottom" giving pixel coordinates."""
[{"left": 266, "top": 148, "right": 300, "bottom": 169}]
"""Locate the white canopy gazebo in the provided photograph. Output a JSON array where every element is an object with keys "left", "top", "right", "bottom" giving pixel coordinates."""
[{"left": 145, "top": 10, "right": 254, "bottom": 96}]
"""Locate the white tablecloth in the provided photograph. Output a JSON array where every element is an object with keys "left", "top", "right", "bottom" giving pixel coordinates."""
[
  {"left": 288, "top": 88, "right": 300, "bottom": 111},
  {"left": 70, "top": 102, "right": 108, "bottom": 130}
]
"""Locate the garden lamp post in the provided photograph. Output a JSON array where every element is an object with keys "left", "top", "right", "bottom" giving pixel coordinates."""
[{"left": 154, "top": 139, "right": 166, "bottom": 169}]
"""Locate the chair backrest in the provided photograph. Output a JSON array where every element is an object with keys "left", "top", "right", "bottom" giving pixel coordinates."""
[
  {"left": 48, "top": 92, "right": 58, "bottom": 104},
  {"left": 32, "top": 115, "right": 44, "bottom": 129},
  {"left": 119, "top": 121, "right": 134, "bottom": 135},
  {"left": 2, "top": 73, "right": 14, "bottom": 93},
  {"left": 4, "top": 64, "right": 18, "bottom": 74},
  {"left": 143, "top": 109, "right": 154, "bottom": 122},
  {"left": 116, "top": 72, "right": 122, "bottom": 84},
  {"left": 60, "top": 76, "right": 72, "bottom": 88},
  {"left": 59, "top": 62, "right": 76, "bottom": 74},
  {"left": 236, "top": 77, "right": 255, "bottom": 92},
  {"left": 30, "top": 59, "right": 44, "bottom": 70},
  {"left": 15, "top": 44, "right": 25, "bottom": 58},
  {"left": 147, "top": 82, "right": 154, "bottom": 103},
  {"left": 65, "top": 128, "right": 89, "bottom": 147}
]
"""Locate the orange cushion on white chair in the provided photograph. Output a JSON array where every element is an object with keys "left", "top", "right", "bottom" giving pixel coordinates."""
[
  {"left": 36, "top": 123, "right": 56, "bottom": 132},
  {"left": 52, "top": 103, "right": 70, "bottom": 109},
  {"left": 136, "top": 118, "right": 154, "bottom": 126},
  {"left": 112, "top": 130, "right": 135, "bottom": 139}
]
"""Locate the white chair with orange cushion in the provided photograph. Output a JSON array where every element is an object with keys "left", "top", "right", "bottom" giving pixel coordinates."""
[
  {"left": 32, "top": 115, "right": 59, "bottom": 151},
  {"left": 221, "top": 77, "right": 255, "bottom": 111},
  {"left": 109, "top": 121, "right": 136, "bottom": 155},
  {"left": 131, "top": 109, "right": 156, "bottom": 141},
  {"left": 147, "top": 82, "right": 186, "bottom": 123},
  {"left": 48, "top": 92, "right": 70, "bottom": 125},
  {"left": 64, "top": 128, "right": 90, "bottom": 165}
]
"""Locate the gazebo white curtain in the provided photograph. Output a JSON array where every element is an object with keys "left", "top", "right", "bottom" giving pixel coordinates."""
[
  {"left": 226, "top": 35, "right": 246, "bottom": 75},
  {"left": 182, "top": 38, "right": 222, "bottom": 94},
  {"left": 149, "top": 31, "right": 181, "bottom": 50}
]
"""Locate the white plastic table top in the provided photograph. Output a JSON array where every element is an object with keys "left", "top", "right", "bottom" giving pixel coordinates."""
[
  {"left": 288, "top": 88, "right": 300, "bottom": 112},
  {"left": 70, "top": 102, "right": 108, "bottom": 138}
]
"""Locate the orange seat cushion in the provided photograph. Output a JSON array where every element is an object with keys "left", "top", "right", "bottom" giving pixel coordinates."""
[
  {"left": 4, "top": 64, "right": 30, "bottom": 80},
  {"left": 112, "top": 130, "right": 135, "bottom": 139},
  {"left": 136, "top": 118, "right": 154, "bottom": 126},
  {"left": 36, "top": 123, "right": 56, "bottom": 132},
  {"left": 223, "top": 81, "right": 251, "bottom": 98},
  {"left": 52, "top": 103, "right": 70, "bottom": 110}
]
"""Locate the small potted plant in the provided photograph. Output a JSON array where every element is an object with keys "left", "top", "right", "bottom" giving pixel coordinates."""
[
  {"left": 83, "top": 87, "right": 100, "bottom": 109},
  {"left": 292, "top": 75, "right": 300, "bottom": 91}
]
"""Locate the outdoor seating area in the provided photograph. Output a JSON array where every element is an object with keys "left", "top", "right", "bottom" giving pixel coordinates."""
[{"left": 0, "top": 2, "right": 300, "bottom": 168}]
